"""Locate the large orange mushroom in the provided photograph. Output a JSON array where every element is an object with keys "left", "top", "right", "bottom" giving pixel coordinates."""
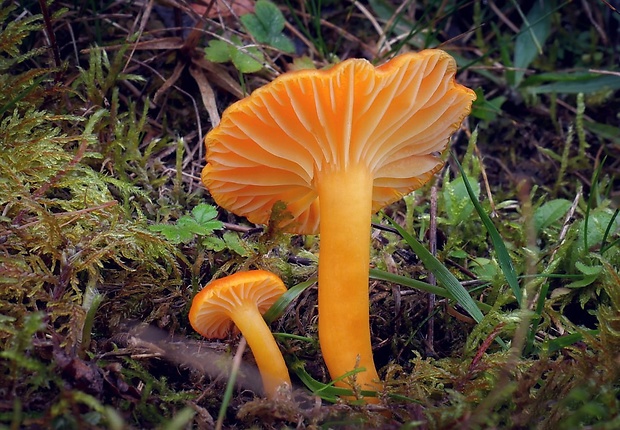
[{"left": 202, "top": 49, "right": 476, "bottom": 394}]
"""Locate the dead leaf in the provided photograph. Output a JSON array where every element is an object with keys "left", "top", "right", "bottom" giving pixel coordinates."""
[
  {"left": 189, "top": 65, "right": 221, "bottom": 127},
  {"left": 154, "top": 61, "right": 186, "bottom": 105},
  {"left": 190, "top": 0, "right": 254, "bottom": 18},
  {"left": 192, "top": 56, "right": 244, "bottom": 99},
  {"left": 83, "top": 37, "right": 185, "bottom": 53}
]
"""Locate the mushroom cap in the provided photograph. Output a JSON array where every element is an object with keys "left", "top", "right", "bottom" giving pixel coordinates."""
[
  {"left": 189, "top": 270, "right": 287, "bottom": 339},
  {"left": 203, "top": 49, "right": 476, "bottom": 235}
]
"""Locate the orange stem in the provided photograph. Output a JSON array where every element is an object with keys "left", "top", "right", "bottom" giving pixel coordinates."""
[
  {"left": 230, "top": 302, "right": 291, "bottom": 398},
  {"left": 316, "top": 164, "right": 381, "bottom": 397}
]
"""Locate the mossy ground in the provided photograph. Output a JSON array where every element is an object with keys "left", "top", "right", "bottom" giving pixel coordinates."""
[{"left": 1, "top": 1, "right": 620, "bottom": 429}]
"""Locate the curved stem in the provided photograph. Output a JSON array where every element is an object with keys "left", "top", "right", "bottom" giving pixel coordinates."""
[
  {"left": 317, "top": 164, "right": 381, "bottom": 395},
  {"left": 230, "top": 303, "right": 291, "bottom": 398}
]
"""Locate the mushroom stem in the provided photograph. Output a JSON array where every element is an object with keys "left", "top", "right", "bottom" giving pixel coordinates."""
[
  {"left": 317, "top": 163, "right": 381, "bottom": 394},
  {"left": 229, "top": 302, "right": 291, "bottom": 398}
]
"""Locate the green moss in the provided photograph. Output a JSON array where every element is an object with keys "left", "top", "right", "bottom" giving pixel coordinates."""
[{"left": 0, "top": 7, "right": 185, "bottom": 427}]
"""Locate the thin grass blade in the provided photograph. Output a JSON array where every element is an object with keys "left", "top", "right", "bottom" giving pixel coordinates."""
[
  {"left": 264, "top": 278, "right": 315, "bottom": 324},
  {"left": 289, "top": 358, "right": 375, "bottom": 402},
  {"left": 452, "top": 153, "right": 522, "bottom": 306},
  {"left": 371, "top": 268, "right": 493, "bottom": 312},
  {"left": 384, "top": 215, "right": 485, "bottom": 323}
]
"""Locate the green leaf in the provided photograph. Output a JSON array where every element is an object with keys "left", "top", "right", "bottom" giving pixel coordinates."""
[
  {"left": 241, "top": 12, "right": 269, "bottom": 41},
  {"left": 255, "top": 0, "right": 286, "bottom": 34},
  {"left": 267, "top": 33, "right": 295, "bottom": 54},
  {"left": 230, "top": 45, "right": 265, "bottom": 74},
  {"left": 523, "top": 73, "right": 620, "bottom": 95},
  {"left": 523, "top": 71, "right": 606, "bottom": 85},
  {"left": 579, "top": 207, "right": 620, "bottom": 250},
  {"left": 534, "top": 199, "right": 571, "bottom": 233},
  {"left": 584, "top": 120, "right": 620, "bottom": 144},
  {"left": 205, "top": 37, "right": 265, "bottom": 73},
  {"left": 149, "top": 223, "right": 194, "bottom": 243},
  {"left": 544, "top": 330, "right": 598, "bottom": 353},
  {"left": 240, "top": 0, "right": 295, "bottom": 53},
  {"left": 448, "top": 249, "right": 469, "bottom": 259},
  {"left": 175, "top": 216, "right": 207, "bottom": 236},
  {"left": 204, "top": 39, "right": 232, "bottom": 63},
  {"left": 149, "top": 204, "right": 223, "bottom": 244},
  {"left": 370, "top": 269, "right": 452, "bottom": 298},
  {"left": 576, "top": 262, "right": 603, "bottom": 276},
  {"left": 201, "top": 235, "right": 226, "bottom": 252},
  {"left": 566, "top": 261, "right": 603, "bottom": 288},
  {"left": 289, "top": 357, "right": 376, "bottom": 402},
  {"left": 290, "top": 55, "right": 316, "bottom": 71},
  {"left": 192, "top": 203, "right": 223, "bottom": 230},
  {"left": 470, "top": 89, "right": 506, "bottom": 122},
  {"left": 222, "top": 231, "right": 250, "bottom": 256},
  {"left": 202, "top": 231, "right": 251, "bottom": 256},
  {"left": 470, "top": 257, "right": 499, "bottom": 282},
  {"left": 370, "top": 268, "right": 493, "bottom": 312},
  {"left": 513, "top": 0, "right": 552, "bottom": 86}
]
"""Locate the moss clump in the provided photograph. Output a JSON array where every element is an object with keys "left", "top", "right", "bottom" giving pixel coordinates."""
[{"left": 0, "top": 6, "right": 185, "bottom": 427}]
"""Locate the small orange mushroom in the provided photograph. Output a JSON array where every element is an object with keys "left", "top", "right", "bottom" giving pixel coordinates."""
[
  {"left": 202, "top": 50, "right": 476, "bottom": 395},
  {"left": 189, "top": 270, "right": 291, "bottom": 398}
]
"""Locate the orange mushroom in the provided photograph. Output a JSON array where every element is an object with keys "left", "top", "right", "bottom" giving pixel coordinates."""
[
  {"left": 189, "top": 270, "right": 291, "bottom": 398},
  {"left": 202, "top": 50, "right": 476, "bottom": 395}
]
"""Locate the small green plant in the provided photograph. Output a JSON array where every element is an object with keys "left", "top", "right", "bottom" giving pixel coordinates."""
[
  {"left": 149, "top": 203, "right": 223, "bottom": 244},
  {"left": 205, "top": 35, "right": 266, "bottom": 74},
  {"left": 149, "top": 203, "right": 250, "bottom": 257},
  {"left": 71, "top": 45, "right": 145, "bottom": 108},
  {"left": 205, "top": 0, "right": 294, "bottom": 74},
  {"left": 241, "top": 0, "right": 295, "bottom": 54}
]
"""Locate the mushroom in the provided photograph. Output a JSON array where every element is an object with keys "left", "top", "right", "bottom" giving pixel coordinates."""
[
  {"left": 202, "top": 50, "right": 476, "bottom": 394},
  {"left": 189, "top": 270, "right": 291, "bottom": 398}
]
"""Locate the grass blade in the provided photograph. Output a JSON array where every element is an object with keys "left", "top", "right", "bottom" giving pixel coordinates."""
[
  {"left": 584, "top": 159, "right": 606, "bottom": 252},
  {"left": 370, "top": 268, "right": 452, "bottom": 297},
  {"left": 216, "top": 338, "right": 246, "bottom": 430},
  {"left": 383, "top": 214, "right": 485, "bottom": 323},
  {"left": 289, "top": 358, "right": 376, "bottom": 402},
  {"left": 370, "top": 268, "right": 492, "bottom": 312},
  {"left": 452, "top": 152, "right": 522, "bottom": 306},
  {"left": 544, "top": 330, "right": 598, "bottom": 354},
  {"left": 264, "top": 278, "right": 315, "bottom": 324}
]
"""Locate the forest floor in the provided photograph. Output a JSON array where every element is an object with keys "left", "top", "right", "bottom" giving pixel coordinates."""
[{"left": 1, "top": 1, "right": 620, "bottom": 429}]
